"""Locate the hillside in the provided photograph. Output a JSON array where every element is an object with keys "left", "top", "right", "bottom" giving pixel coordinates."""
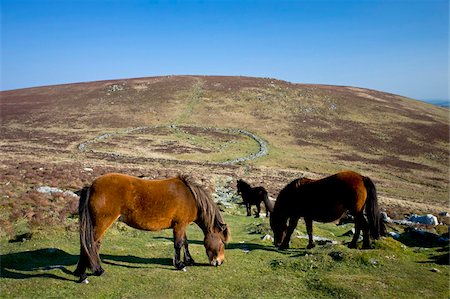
[{"left": 0, "top": 75, "right": 449, "bottom": 234}]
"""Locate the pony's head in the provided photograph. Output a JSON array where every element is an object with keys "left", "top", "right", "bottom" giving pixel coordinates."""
[
  {"left": 179, "top": 174, "right": 231, "bottom": 266},
  {"left": 270, "top": 210, "right": 288, "bottom": 248},
  {"left": 236, "top": 179, "right": 244, "bottom": 194},
  {"left": 270, "top": 179, "right": 299, "bottom": 248},
  {"left": 204, "top": 224, "right": 230, "bottom": 266}
]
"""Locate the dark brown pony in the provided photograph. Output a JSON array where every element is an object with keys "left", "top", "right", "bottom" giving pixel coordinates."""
[
  {"left": 74, "top": 173, "right": 230, "bottom": 283},
  {"left": 270, "top": 171, "right": 384, "bottom": 250},
  {"left": 236, "top": 179, "right": 272, "bottom": 217}
]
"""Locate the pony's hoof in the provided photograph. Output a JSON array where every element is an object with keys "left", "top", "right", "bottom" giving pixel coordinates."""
[
  {"left": 77, "top": 274, "right": 88, "bottom": 284},
  {"left": 278, "top": 244, "right": 289, "bottom": 250},
  {"left": 93, "top": 268, "right": 105, "bottom": 276},
  {"left": 175, "top": 262, "right": 186, "bottom": 270},
  {"left": 306, "top": 243, "right": 316, "bottom": 249},
  {"left": 348, "top": 243, "right": 357, "bottom": 249},
  {"left": 184, "top": 259, "right": 195, "bottom": 266}
]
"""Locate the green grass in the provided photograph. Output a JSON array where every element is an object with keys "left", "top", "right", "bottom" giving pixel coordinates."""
[{"left": 1, "top": 214, "right": 448, "bottom": 299}]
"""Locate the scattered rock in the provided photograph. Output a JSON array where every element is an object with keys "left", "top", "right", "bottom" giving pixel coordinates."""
[
  {"left": 342, "top": 228, "right": 355, "bottom": 237},
  {"left": 369, "top": 258, "right": 378, "bottom": 266},
  {"left": 261, "top": 234, "right": 273, "bottom": 241},
  {"left": 408, "top": 214, "right": 438, "bottom": 226},
  {"left": 212, "top": 182, "right": 239, "bottom": 208},
  {"left": 297, "top": 234, "right": 338, "bottom": 245},
  {"left": 388, "top": 232, "right": 400, "bottom": 240},
  {"left": 380, "top": 211, "right": 390, "bottom": 222},
  {"left": 430, "top": 268, "right": 440, "bottom": 273},
  {"left": 383, "top": 212, "right": 440, "bottom": 226},
  {"left": 108, "top": 84, "right": 124, "bottom": 92},
  {"left": 36, "top": 186, "right": 78, "bottom": 197}
]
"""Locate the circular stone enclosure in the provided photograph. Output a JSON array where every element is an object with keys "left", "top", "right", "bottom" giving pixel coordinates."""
[{"left": 79, "top": 125, "right": 266, "bottom": 164}]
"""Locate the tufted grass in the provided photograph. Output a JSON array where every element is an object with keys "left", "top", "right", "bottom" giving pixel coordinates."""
[{"left": 1, "top": 214, "right": 448, "bottom": 299}]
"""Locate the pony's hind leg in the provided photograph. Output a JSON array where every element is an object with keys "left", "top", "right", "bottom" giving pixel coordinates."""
[
  {"left": 348, "top": 226, "right": 361, "bottom": 249},
  {"left": 349, "top": 213, "right": 370, "bottom": 249},
  {"left": 359, "top": 215, "right": 371, "bottom": 249},
  {"left": 74, "top": 249, "right": 89, "bottom": 281},
  {"left": 91, "top": 215, "right": 119, "bottom": 276}
]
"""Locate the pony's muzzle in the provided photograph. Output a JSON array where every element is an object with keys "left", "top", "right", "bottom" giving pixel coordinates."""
[{"left": 210, "top": 259, "right": 223, "bottom": 267}]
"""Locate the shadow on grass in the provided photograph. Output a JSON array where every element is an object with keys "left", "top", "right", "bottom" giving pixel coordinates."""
[
  {"left": 417, "top": 245, "right": 450, "bottom": 265},
  {"left": 0, "top": 248, "right": 78, "bottom": 281},
  {"left": 152, "top": 236, "right": 288, "bottom": 254},
  {"left": 0, "top": 248, "right": 185, "bottom": 281},
  {"left": 101, "top": 254, "right": 172, "bottom": 269}
]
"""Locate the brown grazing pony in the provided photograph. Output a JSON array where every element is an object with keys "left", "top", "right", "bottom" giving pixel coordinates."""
[
  {"left": 270, "top": 171, "right": 384, "bottom": 250},
  {"left": 236, "top": 179, "right": 272, "bottom": 217},
  {"left": 74, "top": 173, "right": 230, "bottom": 283}
]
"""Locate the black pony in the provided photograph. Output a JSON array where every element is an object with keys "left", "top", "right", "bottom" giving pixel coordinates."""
[
  {"left": 270, "top": 171, "right": 385, "bottom": 250},
  {"left": 236, "top": 179, "right": 273, "bottom": 218}
]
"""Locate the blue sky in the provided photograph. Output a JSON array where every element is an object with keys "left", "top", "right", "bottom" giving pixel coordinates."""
[{"left": 1, "top": 0, "right": 448, "bottom": 101}]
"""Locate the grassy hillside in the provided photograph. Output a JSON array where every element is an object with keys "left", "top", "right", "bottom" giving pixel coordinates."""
[{"left": 1, "top": 76, "right": 448, "bottom": 216}]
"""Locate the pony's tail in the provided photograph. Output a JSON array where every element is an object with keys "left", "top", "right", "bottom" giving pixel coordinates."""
[
  {"left": 363, "top": 176, "right": 384, "bottom": 239},
  {"left": 262, "top": 190, "right": 274, "bottom": 214},
  {"left": 77, "top": 186, "right": 101, "bottom": 272}
]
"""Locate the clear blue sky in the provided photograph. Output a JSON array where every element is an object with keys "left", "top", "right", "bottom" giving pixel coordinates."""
[{"left": 1, "top": 0, "right": 448, "bottom": 101}]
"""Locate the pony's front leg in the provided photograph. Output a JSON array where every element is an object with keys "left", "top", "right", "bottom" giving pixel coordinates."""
[
  {"left": 246, "top": 203, "right": 251, "bottom": 216},
  {"left": 305, "top": 217, "right": 315, "bottom": 249},
  {"left": 280, "top": 217, "right": 300, "bottom": 249},
  {"left": 173, "top": 225, "right": 187, "bottom": 270},
  {"left": 183, "top": 233, "right": 195, "bottom": 266}
]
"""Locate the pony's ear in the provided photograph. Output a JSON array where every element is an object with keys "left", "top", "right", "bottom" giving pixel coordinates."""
[{"left": 221, "top": 224, "right": 231, "bottom": 243}]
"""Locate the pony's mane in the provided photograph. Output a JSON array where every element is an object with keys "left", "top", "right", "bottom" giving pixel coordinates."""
[
  {"left": 277, "top": 178, "right": 303, "bottom": 202},
  {"left": 178, "top": 175, "right": 229, "bottom": 240},
  {"left": 237, "top": 179, "right": 251, "bottom": 190},
  {"left": 283, "top": 177, "right": 314, "bottom": 191}
]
